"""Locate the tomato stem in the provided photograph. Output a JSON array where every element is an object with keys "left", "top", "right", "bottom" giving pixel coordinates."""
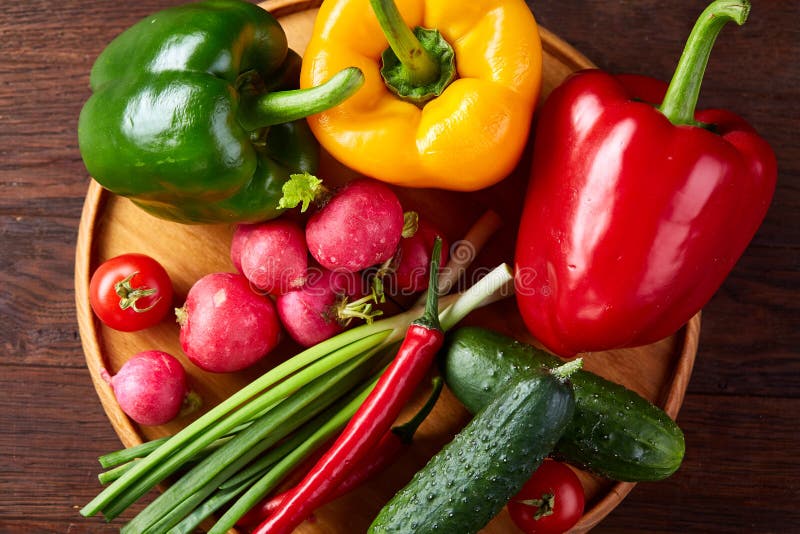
[
  {"left": 518, "top": 492, "right": 556, "bottom": 520},
  {"left": 115, "top": 271, "right": 160, "bottom": 313}
]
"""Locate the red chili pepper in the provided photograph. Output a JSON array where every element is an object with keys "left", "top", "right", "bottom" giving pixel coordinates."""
[
  {"left": 237, "top": 377, "right": 443, "bottom": 528},
  {"left": 253, "top": 238, "right": 444, "bottom": 534},
  {"left": 514, "top": 0, "right": 776, "bottom": 357}
]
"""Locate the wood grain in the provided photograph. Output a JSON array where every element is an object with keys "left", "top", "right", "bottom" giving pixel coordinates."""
[{"left": 1, "top": 0, "right": 799, "bottom": 533}]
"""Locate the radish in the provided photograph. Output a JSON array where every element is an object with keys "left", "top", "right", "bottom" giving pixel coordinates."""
[
  {"left": 234, "top": 219, "right": 308, "bottom": 295},
  {"left": 390, "top": 217, "right": 449, "bottom": 295},
  {"left": 305, "top": 179, "right": 404, "bottom": 272},
  {"left": 276, "top": 268, "right": 377, "bottom": 347},
  {"left": 230, "top": 223, "right": 257, "bottom": 274},
  {"left": 177, "top": 272, "right": 282, "bottom": 373},
  {"left": 101, "top": 350, "right": 197, "bottom": 426}
]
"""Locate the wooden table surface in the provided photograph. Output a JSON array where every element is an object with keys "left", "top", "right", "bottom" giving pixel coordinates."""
[{"left": 1, "top": 1, "right": 798, "bottom": 532}]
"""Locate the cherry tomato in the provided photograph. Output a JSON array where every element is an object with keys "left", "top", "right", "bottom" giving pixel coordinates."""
[
  {"left": 507, "top": 459, "right": 585, "bottom": 534},
  {"left": 89, "top": 253, "right": 173, "bottom": 332}
]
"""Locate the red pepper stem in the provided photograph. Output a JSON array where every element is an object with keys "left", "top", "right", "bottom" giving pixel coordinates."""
[
  {"left": 369, "top": 0, "right": 439, "bottom": 86},
  {"left": 392, "top": 376, "right": 443, "bottom": 443},
  {"left": 658, "top": 0, "right": 750, "bottom": 126},
  {"left": 412, "top": 236, "right": 443, "bottom": 332}
]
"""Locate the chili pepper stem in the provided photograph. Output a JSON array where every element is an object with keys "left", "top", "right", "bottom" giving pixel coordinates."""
[
  {"left": 370, "top": 0, "right": 439, "bottom": 86},
  {"left": 658, "top": 0, "right": 750, "bottom": 126},
  {"left": 392, "top": 376, "right": 443, "bottom": 443},
  {"left": 412, "top": 237, "right": 443, "bottom": 331},
  {"left": 238, "top": 67, "right": 364, "bottom": 131}
]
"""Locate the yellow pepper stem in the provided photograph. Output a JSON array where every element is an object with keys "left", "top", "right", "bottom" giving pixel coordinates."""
[
  {"left": 370, "top": 0, "right": 439, "bottom": 85},
  {"left": 370, "top": 0, "right": 456, "bottom": 106}
]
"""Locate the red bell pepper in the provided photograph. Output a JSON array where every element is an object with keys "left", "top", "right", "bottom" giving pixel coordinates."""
[{"left": 514, "top": 0, "right": 776, "bottom": 357}]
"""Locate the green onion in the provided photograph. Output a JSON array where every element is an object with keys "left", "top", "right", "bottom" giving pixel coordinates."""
[
  {"left": 170, "top": 375, "right": 382, "bottom": 534},
  {"left": 208, "top": 373, "right": 383, "bottom": 534},
  {"left": 98, "top": 437, "right": 169, "bottom": 469}
]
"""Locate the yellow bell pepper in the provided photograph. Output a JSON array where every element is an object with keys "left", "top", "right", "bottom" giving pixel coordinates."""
[{"left": 300, "top": 0, "right": 543, "bottom": 191}]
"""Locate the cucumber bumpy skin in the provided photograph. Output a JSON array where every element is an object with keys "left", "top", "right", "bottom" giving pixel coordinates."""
[
  {"left": 441, "top": 326, "right": 685, "bottom": 482},
  {"left": 369, "top": 371, "right": 575, "bottom": 534}
]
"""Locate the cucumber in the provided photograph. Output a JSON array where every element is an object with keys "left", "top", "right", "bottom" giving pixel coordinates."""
[
  {"left": 441, "top": 326, "right": 685, "bottom": 482},
  {"left": 369, "top": 371, "right": 575, "bottom": 534}
]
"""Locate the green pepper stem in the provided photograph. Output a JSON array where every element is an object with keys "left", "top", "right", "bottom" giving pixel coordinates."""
[
  {"left": 238, "top": 67, "right": 364, "bottom": 131},
  {"left": 370, "top": 0, "right": 440, "bottom": 86},
  {"left": 658, "top": 0, "right": 750, "bottom": 126}
]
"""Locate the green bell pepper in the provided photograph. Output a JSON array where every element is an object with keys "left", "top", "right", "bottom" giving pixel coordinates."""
[{"left": 78, "top": 0, "right": 363, "bottom": 224}]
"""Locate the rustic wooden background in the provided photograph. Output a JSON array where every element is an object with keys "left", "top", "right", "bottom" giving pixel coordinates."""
[{"left": 1, "top": 1, "right": 798, "bottom": 532}]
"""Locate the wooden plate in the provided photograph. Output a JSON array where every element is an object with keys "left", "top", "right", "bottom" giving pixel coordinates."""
[{"left": 74, "top": 1, "right": 700, "bottom": 532}]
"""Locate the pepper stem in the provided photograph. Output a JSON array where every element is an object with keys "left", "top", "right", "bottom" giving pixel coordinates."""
[
  {"left": 238, "top": 67, "right": 364, "bottom": 131},
  {"left": 370, "top": 0, "right": 439, "bottom": 86},
  {"left": 392, "top": 377, "right": 444, "bottom": 443},
  {"left": 658, "top": 0, "right": 750, "bottom": 126},
  {"left": 413, "top": 237, "right": 443, "bottom": 331},
  {"left": 371, "top": 0, "right": 456, "bottom": 106}
]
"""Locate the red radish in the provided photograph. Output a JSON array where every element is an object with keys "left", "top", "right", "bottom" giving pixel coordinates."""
[
  {"left": 230, "top": 223, "right": 257, "bottom": 274},
  {"left": 235, "top": 219, "right": 308, "bottom": 295},
  {"left": 390, "top": 218, "right": 449, "bottom": 294},
  {"left": 277, "top": 268, "right": 373, "bottom": 347},
  {"left": 305, "top": 179, "right": 404, "bottom": 272},
  {"left": 177, "top": 273, "right": 281, "bottom": 373},
  {"left": 101, "top": 350, "right": 195, "bottom": 426}
]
